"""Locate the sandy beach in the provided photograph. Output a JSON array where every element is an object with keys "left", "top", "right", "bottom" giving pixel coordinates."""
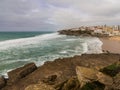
[{"left": 100, "top": 37, "right": 120, "bottom": 54}]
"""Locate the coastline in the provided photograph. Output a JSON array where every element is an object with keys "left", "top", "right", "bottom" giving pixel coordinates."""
[
  {"left": 1, "top": 53, "right": 120, "bottom": 90},
  {"left": 100, "top": 37, "right": 120, "bottom": 54},
  {"left": 0, "top": 31, "right": 120, "bottom": 89}
]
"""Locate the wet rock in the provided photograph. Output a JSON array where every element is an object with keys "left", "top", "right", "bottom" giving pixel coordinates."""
[
  {"left": 0, "top": 76, "right": 6, "bottom": 89},
  {"left": 25, "top": 82, "right": 55, "bottom": 90},
  {"left": 76, "top": 66, "right": 113, "bottom": 87},
  {"left": 8, "top": 63, "right": 37, "bottom": 84}
]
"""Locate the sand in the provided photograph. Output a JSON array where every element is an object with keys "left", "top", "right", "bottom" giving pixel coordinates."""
[
  {"left": 100, "top": 37, "right": 120, "bottom": 54},
  {"left": 109, "top": 36, "right": 120, "bottom": 41}
]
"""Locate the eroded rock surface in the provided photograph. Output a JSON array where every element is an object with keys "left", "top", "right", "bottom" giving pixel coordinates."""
[
  {"left": 76, "top": 66, "right": 113, "bottom": 87},
  {"left": 111, "top": 72, "right": 120, "bottom": 90},
  {"left": 25, "top": 82, "right": 55, "bottom": 90}
]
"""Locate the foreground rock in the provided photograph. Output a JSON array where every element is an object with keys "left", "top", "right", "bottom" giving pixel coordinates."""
[
  {"left": 1, "top": 53, "right": 120, "bottom": 90},
  {"left": 76, "top": 66, "right": 113, "bottom": 88},
  {"left": 7, "top": 63, "right": 37, "bottom": 84},
  {"left": 111, "top": 72, "right": 120, "bottom": 90},
  {"left": 55, "top": 77, "right": 80, "bottom": 90},
  {"left": 25, "top": 82, "right": 55, "bottom": 90}
]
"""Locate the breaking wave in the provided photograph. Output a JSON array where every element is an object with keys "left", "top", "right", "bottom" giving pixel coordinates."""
[{"left": 0, "top": 32, "right": 103, "bottom": 77}]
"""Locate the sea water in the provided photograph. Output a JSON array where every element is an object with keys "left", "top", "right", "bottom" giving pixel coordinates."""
[{"left": 0, "top": 31, "right": 103, "bottom": 77}]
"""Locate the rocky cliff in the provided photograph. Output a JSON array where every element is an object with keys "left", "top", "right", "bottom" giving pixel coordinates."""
[{"left": 1, "top": 53, "right": 120, "bottom": 90}]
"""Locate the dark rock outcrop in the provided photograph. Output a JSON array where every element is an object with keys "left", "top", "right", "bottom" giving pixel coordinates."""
[
  {"left": 7, "top": 63, "right": 37, "bottom": 84},
  {"left": 58, "top": 29, "right": 92, "bottom": 36},
  {"left": 100, "top": 61, "right": 120, "bottom": 77},
  {"left": 0, "top": 76, "right": 6, "bottom": 89}
]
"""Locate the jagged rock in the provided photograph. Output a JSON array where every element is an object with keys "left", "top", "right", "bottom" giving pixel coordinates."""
[
  {"left": 96, "top": 72, "right": 113, "bottom": 86},
  {"left": 61, "top": 77, "right": 80, "bottom": 90},
  {"left": 2, "top": 54, "right": 120, "bottom": 90},
  {"left": 76, "top": 66, "right": 98, "bottom": 87},
  {"left": 42, "top": 75, "right": 57, "bottom": 85},
  {"left": 76, "top": 66, "right": 113, "bottom": 87},
  {"left": 7, "top": 63, "right": 37, "bottom": 84},
  {"left": 111, "top": 72, "right": 120, "bottom": 90},
  {"left": 0, "top": 76, "right": 6, "bottom": 89},
  {"left": 25, "top": 82, "right": 55, "bottom": 90}
]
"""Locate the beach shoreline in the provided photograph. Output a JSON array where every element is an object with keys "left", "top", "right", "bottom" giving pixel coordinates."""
[{"left": 100, "top": 37, "right": 120, "bottom": 54}]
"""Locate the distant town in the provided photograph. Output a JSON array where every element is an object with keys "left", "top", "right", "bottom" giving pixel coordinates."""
[{"left": 59, "top": 25, "right": 120, "bottom": 37}]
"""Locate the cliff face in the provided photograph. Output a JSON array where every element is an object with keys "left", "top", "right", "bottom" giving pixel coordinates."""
[
  {"left": 1, "top": 53, "right": 120, "bottom": 90},
  {"left": 58, "top": 29, "right": 92, "bottom": 36}
]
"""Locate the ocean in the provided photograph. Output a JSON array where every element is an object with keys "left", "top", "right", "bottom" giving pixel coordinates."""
[{"left": 0, "top": 31, "right": 103, "bottom": 77}]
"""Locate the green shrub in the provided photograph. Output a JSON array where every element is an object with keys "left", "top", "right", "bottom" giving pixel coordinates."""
[{"left": 100, "top": 62, "right": 120, "bottom": 77}]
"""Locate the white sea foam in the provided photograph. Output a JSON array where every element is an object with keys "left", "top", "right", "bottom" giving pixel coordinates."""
[
  {"left": 85, "top": 37, "right": 103, "bottom": 54},
  {"left": 0, "top": 33, "right": 103, "bottom": 77},
  {"left": 65, "top": 38, "right": 77, "bottom": 41},
  {"left": 81, "top": 42, "right": 88, "bottom": 53},
  {"left": 0, "top": 33, "right": 62, "bottom": 50},
  {"left": 59, "top": 51, "right": 68, "bottom": 54}
]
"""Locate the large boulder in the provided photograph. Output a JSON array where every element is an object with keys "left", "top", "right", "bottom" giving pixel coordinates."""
[
  {"left": 0, "top": 76, "right": 6, "bottom": 89},
  {"left": 76, "top": 66, "right": 113, "bottom": 87},
  {"left": 25, "top": 82, "right": 55, "bottom": 90},
  {"left": 7, "top": 63, "right": 37, "bottom": 84}
]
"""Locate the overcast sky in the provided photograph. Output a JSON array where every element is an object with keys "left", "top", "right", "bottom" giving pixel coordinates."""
[{"left": 0, "top": 0, "right": 120, "bottom": 31}]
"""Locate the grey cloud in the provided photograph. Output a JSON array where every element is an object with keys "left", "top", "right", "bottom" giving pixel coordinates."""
[
  {"left": 0, "top": 0, "right": 53, "bottom": 31},
  {"left": 0, "top": 0, "right": 120, "bottom": 31}
]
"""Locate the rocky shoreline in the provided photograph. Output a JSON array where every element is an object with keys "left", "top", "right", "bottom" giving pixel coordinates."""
[{"left": 0, "top": 53, "right": 120, "bottom": 90}]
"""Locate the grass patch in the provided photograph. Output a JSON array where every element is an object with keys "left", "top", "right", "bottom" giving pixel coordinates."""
[
  {"left": 100, "top": 62, "right": 120, "bottom": 77},
  {"left": 81, "top": 81, "right": 105, "bottom": 90}
]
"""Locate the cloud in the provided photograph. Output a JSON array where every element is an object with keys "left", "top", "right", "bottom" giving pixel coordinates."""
[
  {"left": 0, "top": 0, "right": 54, "bottom": 31},
  {"left": 0, "top": 0, "right": 120, "bottom": 31},
  {"left": 46, "top": 0, "right": 120, "bottom": 29}
]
